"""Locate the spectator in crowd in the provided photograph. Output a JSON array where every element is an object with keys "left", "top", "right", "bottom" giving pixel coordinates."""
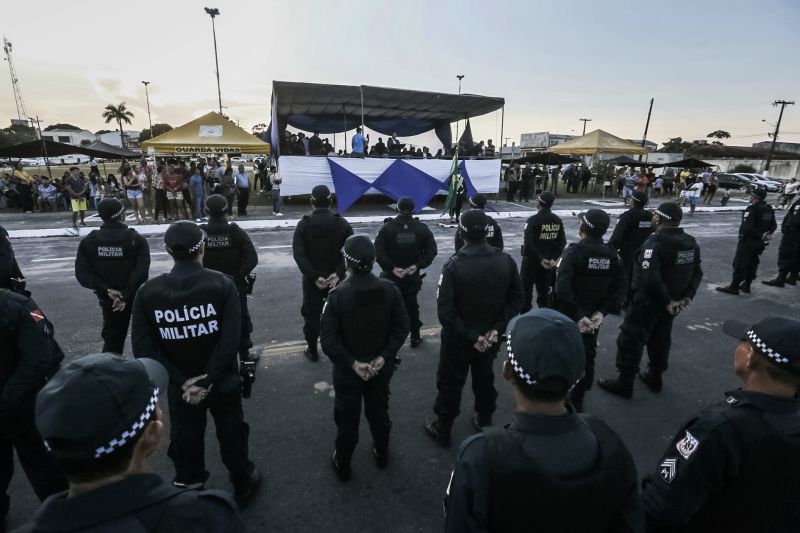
[
  {"left": 374, "top": 137, "right": 387, "bottom": 156},
  {"left": 28, "top": 354, "right": 247, "bottom": 532},
  {"left": 269, "top": 166, "right": 283, "bottom": 217},
  {"left": 189, "top": 167, "right": 206, "bottom": 221},
  {"left": 234, "top": 164, "right": 250, "bottom": 217},
  {"left": 12, "top": 163, "right": 35, "bottom": 213},
  {"left": 387, "top": 132, "right": 402, "bottom": 157},
  {"left": 484, "top": 139, "right": 495, "bottom": 158},
  {"left": 122, "top": 167, "right": 146, "bottom": 224},
  {"left": 653, "top": 175, "right": 664, "bottom": 197},
  {"left": 65, "top": 167, "right": 87, "bottom": 228},
  {"left": 703, "top": 172, "right": 719, "bottom": 205},
  {"left": 505, "top": 164, "right": 519, "bottom": 202},
  {"left": 308, "top": 131, "right": 324, "bottom": 155},
  {"left": 163, "top": 164, "right": 188, "bottom": 220},
  {"left": 138, "top": 162, "right": 153, "bottom": 220},
  {"left": 152, "top": 164, "right": 169, "bottom": 223},
  {"left": 221, "top": 166, "right": 236, "bottom": 217},
  {"left": 37, "top": 177, "right": 57, "bottom": 212},
  {"left": 580, "top": 163, "right": 592, "bottom": 193},
  {"left": 550, "top": 164, "right": 561, "bottom": 195}
]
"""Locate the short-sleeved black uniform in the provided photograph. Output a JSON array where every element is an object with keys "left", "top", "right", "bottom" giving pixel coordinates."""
[
  {"left": 520, "top": 207, "right": 566, "bottom": 311},
  {"left": 729, "top": 199, "right": 777, "bottom": 289}
]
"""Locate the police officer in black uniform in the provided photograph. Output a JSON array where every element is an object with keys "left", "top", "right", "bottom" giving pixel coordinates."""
[
  {"left": 444, "top": 309, "right": 643, "bottom": 532},
  {"left": 454, "top": 193, "right": 503, "bottom": 251},
  {"left": 292, "top": 185, "right": 354, "bottom": 361},
  {"left": 0, "top": 288, "right": 67, "bottom": 526},
  {"left": 608, "top": 190, "right": 653, "bottom": 298},
  {"left": 716, "top": 186, "right": 777, "bottom": 295},
  {"left": 520, "top": 191, "right": 566, "bottom": 312},
  {"left": 200, "top": 195, "right": 258, "bottom": 360},
  {"left": 555, "top": 209, "right": 626, "bottom": 411},
  {"left": 643, "top": 316, "right": 800, "bottom": 532},
  {"left": 762, "top": 195, "right": 800, "bottom": 287},
  {"left": 0, "top": 225, "right": 25, "bottom": 293},
  {"left": 424, "top": 210, "right": 523, "bottom": 446},
  {"left": 131, "top": 221, "right": 261, "bottom": 507},
  {"left": 599, "top": 202, "right": 703, "bottom": 398},
  {"left": 75, "top": 198, "right": 151, "bottom": 354},
  {"left": 375, "top": 197, "right": 437, "bottom": 348},
  {"left": 320, "top": 235, "right": 410, "bottom": 481}
]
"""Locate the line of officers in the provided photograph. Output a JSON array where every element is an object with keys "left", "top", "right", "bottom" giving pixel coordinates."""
[{"left": 1, "top": 182, "right": 799, "bottom": 530}]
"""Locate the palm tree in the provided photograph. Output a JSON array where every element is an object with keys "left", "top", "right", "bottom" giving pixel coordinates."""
[{"left": 102, "top": 102, "right": 135, "bottom": 148}]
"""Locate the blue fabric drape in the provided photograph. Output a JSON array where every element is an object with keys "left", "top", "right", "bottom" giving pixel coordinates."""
[
  {"left": 327, "top": 159, "right": 375, "bottom": 213},
  {"left": 371, "top": 160, "right": 447, "bottom": 213}
]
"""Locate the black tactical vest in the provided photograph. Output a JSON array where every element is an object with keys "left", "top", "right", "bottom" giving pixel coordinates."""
[
  {"left": 201, "top": 222, "right": 241, "bottom": 278},
  {"left": 86, "top": 227, "right": 138, "bottom": 290}
]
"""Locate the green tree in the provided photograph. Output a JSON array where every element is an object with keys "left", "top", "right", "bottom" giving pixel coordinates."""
[
  {"left": 731, "top": 163, "right": 757, "bottom": 173},
  {"left": 102, "top": 102, "right": 135, "bottom": 148},
  {"left": 43, "top": 123, "right": 82, "bottom": 131},
  {"left": 252, "top": 123, "right": 267, "bottom": 138},
  {"left": 0, "top": 124, "right": 37, "bottom": 148},
  {"left": 659, "top": 137, "right": 693, "bottom": 154},
  {"left": 139, "top": 123, "right": 173, "bottom": 142},
  {"left": 706, "top": 130, "right": 731, "bottom": 146}
]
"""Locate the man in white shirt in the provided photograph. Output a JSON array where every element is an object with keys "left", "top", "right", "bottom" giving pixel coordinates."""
[
  {"left": 234, "top": 164, "right": 250, "bottom": 217},
  {"left": 688, "top": 178, "right": 704, "bottom": 216},
  {"left": 37, "top": 178, "right": 58, "bottom": 211}
]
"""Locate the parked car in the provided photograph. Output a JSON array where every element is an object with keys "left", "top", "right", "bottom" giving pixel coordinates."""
[
  {"left": 229, "top": 156, "right": 246, "bottom": 165},
  {"left": 734, "top": 173, "right": 782, "bottom": 192},
  {"left": 716, "top": 173, "right": 752, "bottom": 190}
]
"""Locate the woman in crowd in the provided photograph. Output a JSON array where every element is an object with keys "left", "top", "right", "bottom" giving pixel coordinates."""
[{"left": 121, "top": 167, "right": 146, "bottom": 224}]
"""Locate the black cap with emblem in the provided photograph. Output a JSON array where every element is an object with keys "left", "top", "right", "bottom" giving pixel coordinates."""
[
  {"left": 723, "top": 316, "right": 800, "bottom": 373},
  {"left": 311, "top": 184, "right": 332, "bottom": 206},
  {"left": 205, "top": 194, "right": 228, "bottom": 216},
  {"left": 35, "top": 353, "right": 167, "bottom": 461},
  {"left": 505, "top": 308, "right": 585, "bottom": 389},
  {"left": 749, "top": 185, "right": 767, "bottom": 200},
  {"left": 578, "top": 209, "right": 610, "bottom": 237},
  {"left": 469, "top": 193, "right": 487, "bottom": 209},
  {"left": 538, "top": 191, "right": 555, "bottom": 207},
  {"left": 631, "top": 191, "right": 649, "bottom": 206},
  {"left": 342, "top": 234, "right": 375, "bottom": 275},
  {"left": 164, "top": 221, "right": 206, "bottom": 259},
  {"left": 97, "top": 198, "right": 125, "bottom": 222},
  {"left": 458, "top": 209, "right": 489, "bottom": 241},
  {"left": 397, "top": 196, "right": 415, "bottom": 215},
  {"left": 654, "top": 202, "right": 683, "bottom": 223}
]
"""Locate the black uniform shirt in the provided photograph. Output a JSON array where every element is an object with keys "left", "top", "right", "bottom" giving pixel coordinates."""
[
  {"left": 131, "top": 262, "right": 241, "bottom": 392},
  {"left": 455, "top": 211, "right": 504, "bottom": 251},
  {"left": 292, "top": 209, "right": 353, "bottom": 279},
  {"left": 200, "top": 219, "right": 258, "bottom": 284},
  {"left": 632, "top": 227, "right": 703, "bottom": 306},
  {"left": 320, "top": 273, "right": 410, "bottom": 368},
  {"left": 26, "top": 473, "right": 245, "bottom": 533},
  {"left": 643, "top": 389, "right": 800, "bottom": 531},
  {"left": 74, "top": 221, "right": 150, "bottom": 301},
  {"left": 608, "top": 207, "right": 654, "bottom": 263},
  {"left": 739, "top": 200, "right": 777, "bottom": 243},
  {"left": 375, "top": 214, "right": 438, "bottom": 277},
  {"left": 781, "top": 199, "right": 800, "bottom": 235},
  {"left": 523, "top": 208, "right": 566, "bottom": 262},
  {"left": 555, "top": 237, "right": 627, "bottom": 321},
  {"left": 437, "top": 242, "right": 523, "bottom": 342},
  {"left": 0, "top": 225, "right": 24, "bottom": 289}
]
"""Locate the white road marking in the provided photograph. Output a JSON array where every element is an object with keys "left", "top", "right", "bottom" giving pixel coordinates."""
[
  {"left": 32, "top": 257, "right": 73, "bottom": 262},
  {"left": 258, "top": 245, "right": 292, "bottom": 249}
]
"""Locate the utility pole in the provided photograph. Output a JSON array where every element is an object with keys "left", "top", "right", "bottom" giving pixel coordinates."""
[
  {"left": 579, "top": 118, "right": 592, "bottom": 135},
  {"left": 3, "top": 37, "right": 29, "bottom": 120},
  {"left": 765, "top": 99, "right": 795, "bottom": 173},
  {"left": 32, "top": 116, "right": 52, "bottom": 180},
  {"left": 455, "top": 75, "right": 465, "bottom": 148},
  {"left": 638, "top": 98, "right": 654, "bottom": 162},
  {"left": 141, "top": 81, "right": 154, "bottom": 141},
  {"left": 204, "top": 7, "right": 223, "bottom": 115}
]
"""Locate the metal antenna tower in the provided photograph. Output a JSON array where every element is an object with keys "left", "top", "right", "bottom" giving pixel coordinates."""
[{"left": 3, "top": 37, "right": 29, "bottom": 120}]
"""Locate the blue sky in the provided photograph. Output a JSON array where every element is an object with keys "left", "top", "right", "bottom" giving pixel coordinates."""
[{"left": 2, "top": 0, "right": 798, "bottom": 149}]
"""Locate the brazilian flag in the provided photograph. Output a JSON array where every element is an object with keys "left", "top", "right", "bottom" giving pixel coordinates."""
[{"left": 442, "top": 149, "right": 463, "bottom": 215}]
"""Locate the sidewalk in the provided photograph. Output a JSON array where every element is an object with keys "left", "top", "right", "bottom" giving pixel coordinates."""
[{"left": 1, "top": 192, "right": 751, "bottom": 239}]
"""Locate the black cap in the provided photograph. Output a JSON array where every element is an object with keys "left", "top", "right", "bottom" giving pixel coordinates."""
[
  {"left": 97, "top": 198, "right": 125, "bottom": 222},
  {"left": 205, "top": 194, "right": 227, "bottom": 215},
  {"left": 750, "top": 186, "right": 767, "bottom": 200},
  {"left": 538, "top": 191, "right": 555, "bottom": 207},
  {"left": 36, "top": 354, "right": 167, "bottom": 461},
  {"left": 723, "top": 316, "right": 800, "bottom": 373},
  {"left": 578, "top": 209, "right": 610, "bottom": 237},
  {"left": 164, "top": 221, "right": 205, "bottom": 254},
  {"left": 343, "top": 234, "right": 375, "bottom": 273},
  {"left": 505, "top": 309, "right": 585, "bottom": 388},
  {"left": 654, "top": 202, "right": 683, "bottom": 223},
  {"left": 631, "top": 191, "right": 649, "bottom": 206},
  {"left": 459, "top": 209, "right": 489, "bottom": 239},
  {"left": 311, "top": 185, "right": 332, "bottom": 202},
  {"left": 469, "top": 193, "right": 487, "bottom": 208},
  {"left": 397, "top": 196, "right": 415, "bottom": 214}
]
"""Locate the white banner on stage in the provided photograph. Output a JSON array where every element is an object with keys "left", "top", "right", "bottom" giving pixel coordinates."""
[{"left": 278, "top": 156, "right": 502, "bottom": 196}]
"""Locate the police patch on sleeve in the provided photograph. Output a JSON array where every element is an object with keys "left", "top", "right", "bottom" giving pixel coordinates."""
[
  {"left": 643, "top": 249, "right": 653, "bottom": 259},
  {"left": 641, "top": 260, "right": 650, "bottom": 270},
  {"left": 676, "top": 430, "right": 700, "bottom": 459},
  {"left": 659, "top": 457, "right": 678, "bottom": 484}
]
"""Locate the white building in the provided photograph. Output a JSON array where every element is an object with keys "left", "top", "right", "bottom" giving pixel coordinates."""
[
  {"left": 97, "top": 130, "right": 141, "bottom": 149},
  {"left": 41, "top": 127, "right": 96, "bottom": 146}
]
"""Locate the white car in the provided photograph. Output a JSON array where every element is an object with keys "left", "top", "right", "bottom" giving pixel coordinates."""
[
  {"left": 734, "top": 174, "right": 782, "bottom": 192},
  {"left": 229, "top": 156, "right": 246, "bottom": 164}
]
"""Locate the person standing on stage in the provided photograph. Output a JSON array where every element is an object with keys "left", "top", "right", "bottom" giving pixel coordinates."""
[
  {"left": 292, "top": 185, "right": 354, "bottom": 361},
  {"left": 321, "top": 235, "right": 409, "bottom": 481},
  {"left": 520, "top": 192, "right": 566, "bottom": 312},
  {"left": 375, "top": 197, "right": 438, "bottom": 349},
  {"left": 75, "top": 198, "right": 150, "bottom": 354},
  {"left": 351, "top": 127, "right": 369, "bottom": 158}
]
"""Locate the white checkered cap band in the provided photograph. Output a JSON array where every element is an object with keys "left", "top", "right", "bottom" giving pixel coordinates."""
[
  {"left": 111, "top": 205, "right": 125, "bottom": 220},
  {"left": 93, "top": 387, "right": 159, "bottom": 459},
  {"left": 188, "top": 232, "right": 206, "bottom": 254},
  {"left": 458, "top": 221, "right": 490, "bottom": 235},
  {"left": 342, "top": 249, "right": 362, "bottom": 265},
  {"left": 747, "top": 330, "right": 790, "bottom": 365},
  {"left": 655, "top": 209, "right": 672, "bottom": 220},
  {"left": 506, "top": 332, "right": 537, "bottom": 386},
  {"left": 579, "top": 214, "right": 595, "bottom": 228}
]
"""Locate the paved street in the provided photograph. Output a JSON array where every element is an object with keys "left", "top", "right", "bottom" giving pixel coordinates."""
[{"left": 5, "top": 208, "right": 800, "bottom": 532}]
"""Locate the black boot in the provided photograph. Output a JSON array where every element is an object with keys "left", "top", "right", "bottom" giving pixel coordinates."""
[
  {"left": 597, "top": 372, "right": 635, "bottom": 399},
  {"left": 763, "top": 272, "right": 787, "bottom": 287},
  {"left": 410, "top": 331, "right": 422, "bottom": 348},
  {"left": 233, "top": 467, "right": 262, "bottom": 509},
  {"left": 304, "top": 344, "right": 319, "bottom": 362},
  {"left": 472, "top": 412, "right": 492, "bottom": 432},
  {"left": 741, "top": 281, "right": 751, "bottom": 294},
  {"left": 423, "top": 417, "right": 452, "bottom": 447},
  {"left": 331, "top": 451, "right": 352, "bottom": 482},
  {"left": 786, "top": 273, "right": 798, "bottom": 286},
  {"left": 715, "top": 284, "right": 740, "bottom": 295},
  {"left": 639, "top": 370, "right": 663, "bottom": 393},
  {"left": 373, "top": 443, "right": 389, "bottom": 469}
]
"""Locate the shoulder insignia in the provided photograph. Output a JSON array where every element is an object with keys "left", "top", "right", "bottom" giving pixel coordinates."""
[
  {"left": 641, "top": 260, "right": 650, "bottom": 270},
  {"left": 659, "top": 457, "right": 678, "bottom": 484},
  {"left": 30, "top": 307, "right": 45, "bottom": 322},
  {"left": 726, "top": 396, "right": 738, "bottom": 405},
  {"left": 643, "top": 248, "right": 653, "bottom": 259},
  {"left": 676, "top": 430, "right": 700, "bottom": 459}
]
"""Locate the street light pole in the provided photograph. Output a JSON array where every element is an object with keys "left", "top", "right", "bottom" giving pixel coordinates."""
[
  {"left": 579, "top": 118, "right": 592, "bottom": 135},
  {"left": 141, "top": 81, "right": 153, "bottom": 141},
  {"left": 455, "top": 75, "right": 465, "bottom": 149},
  {"left": 204, "top": 7, "right": 223, "bottom": 115},
  {"left": 765, "top": 100, "right": 795, "bottom": 173}
]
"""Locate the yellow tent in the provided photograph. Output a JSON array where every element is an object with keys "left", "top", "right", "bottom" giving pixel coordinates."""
[
  {"left": 548, "top": 129, "right": 648, "bottom": 155},
  {"left": 141, "top": 111, "right": 270, "bottom": 155}
]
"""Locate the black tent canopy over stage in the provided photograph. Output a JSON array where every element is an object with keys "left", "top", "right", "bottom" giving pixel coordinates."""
[
  {"left": 0, "top": 140, "right": 141, "bottom": 159},
  {"left": 269, "top": 81, "right": 505, "bottom": 156}
]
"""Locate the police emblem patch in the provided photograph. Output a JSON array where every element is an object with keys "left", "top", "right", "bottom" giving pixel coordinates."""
[
  {"left": 676, "top": 430, "right": 699, "bottom": 459},
  {"left": 643, "top": 249, "right": 653, "bottom": 259},
  {"left": 659, "top": 457, "right": 677, "bottom": 484},
  {"left": 641, "top": 260, "right": 650, "bottom": 270}
]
